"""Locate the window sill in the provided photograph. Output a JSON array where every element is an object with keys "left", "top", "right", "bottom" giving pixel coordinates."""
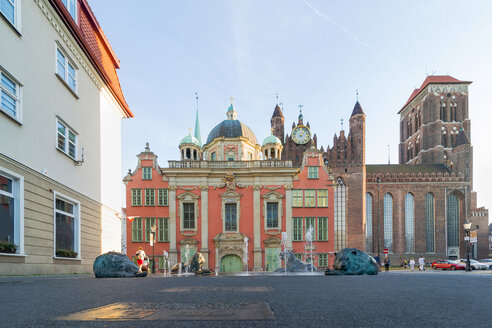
[
  {"left": 55, "top": 73, "right": 79, "bottom": 99},
  {"left": 0, "top": 252, "right": 26, "bottom": 257},
  {"left": 0, "top": 108, "right": 23, "bottom": 125},
  {"left": 53, "top": 256, "right": 82, "bottom": 263},
  {"left": 0, "top": 12, "right": 22, "bottom": 36},
  {"left": 56, "top": 147, "right": 78, "bottom": 164}
]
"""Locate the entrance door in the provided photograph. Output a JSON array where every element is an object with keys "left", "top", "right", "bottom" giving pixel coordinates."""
[
  {"left": 265, "top": 248, "right": 280, "bottom": 272},
  {"left": 221, "top": 254, "right": 242, "bottom": 272}
]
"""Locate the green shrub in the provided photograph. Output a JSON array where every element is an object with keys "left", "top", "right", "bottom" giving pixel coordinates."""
[
  {"left": 56, "top": 249, "right": 78, "bottom": 258},
  {"left": 0, "top": 241, "right": 17, "bottom": 254}
]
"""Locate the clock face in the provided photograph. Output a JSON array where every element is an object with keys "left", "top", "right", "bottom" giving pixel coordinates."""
[{"left": 292, "top": 125, "right": 311, "bottom": 144}]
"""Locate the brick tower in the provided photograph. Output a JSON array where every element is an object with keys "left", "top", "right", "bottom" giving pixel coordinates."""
[{"left": 271, "top": 103, "right": 285, "bottom": 144}]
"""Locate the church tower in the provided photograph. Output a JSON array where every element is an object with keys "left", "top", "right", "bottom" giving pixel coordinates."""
[
  {"left": 349, "top": 101, "right": 365, "bottom": 164},
  {"left": 271, "top": 103, "right": 285, "bottom": 144}
]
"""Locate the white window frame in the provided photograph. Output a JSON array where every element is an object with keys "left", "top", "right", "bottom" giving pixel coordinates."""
[
  {"left": 0, "top": 0, "right": 22, "bottom": 33},
  {"left": 61, "top": 0, "right": 77, "bottom": 22},
  {"left": 56, "top": 117, "right": 78, "bottom": 160},
  {"left": 53, "top": 191, "right": 81, "bottom": 259},
  {"left": 262, "top": 191, "right": 284, "bottom": 231},
  {"left": 0, "top": 166, "right": 24, "bottom": 255},
  {"left": 55, "top": 44, "right": 78, "bottom": 94},
  {"left": 0, "top": 67, "right": 22, "bottom": 123}
]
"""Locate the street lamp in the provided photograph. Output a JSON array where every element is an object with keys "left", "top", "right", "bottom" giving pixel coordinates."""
[
  {"left": 150, "top": 224, "right": 156, "bottom": 274},
  {"left": 463, "top": 219, "right": 472, "bottom": 272},
  {"left": 376, "top": 177, "right": 381, "bottom": 256}
]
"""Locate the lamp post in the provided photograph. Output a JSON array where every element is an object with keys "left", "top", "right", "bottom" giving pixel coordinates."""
[
  {"left": 376, "top": 177, "right": 381, "bottom": 256},
  {"left": 150, "top": 224, "right": 156, "bottom": 274},
  {"left": 463, "top": 219, "right": 472, "bottom": 272}
]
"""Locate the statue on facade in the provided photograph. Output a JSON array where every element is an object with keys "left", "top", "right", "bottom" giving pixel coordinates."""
[
  {"left": 325, "top": 248, "right": 378, "bottom": 275},
  {"left": 93, "top": 252, "right": 147, "bottom": 278}
]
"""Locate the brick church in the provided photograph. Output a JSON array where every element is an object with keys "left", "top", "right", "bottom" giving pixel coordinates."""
[{"left": 124, "top": 75, "right": 488, "bottom": 272}]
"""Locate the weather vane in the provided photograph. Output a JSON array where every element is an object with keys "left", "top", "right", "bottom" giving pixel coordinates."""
[
  {"left": 356, "top": 89, "right": 359, "bottom": 101},
  {"left": 298, "top": 103, "right": 303, "bottom": 113},
  {"left": 340, "top": 118, "right": 344, "bottom": 130},
  {"left": 229, "top": 96, "right": 234, "bottom": 104}
]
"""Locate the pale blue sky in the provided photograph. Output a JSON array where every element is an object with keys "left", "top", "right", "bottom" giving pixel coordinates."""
[{"left": 90, "top": 0, "right": 492, "bottom": 219}]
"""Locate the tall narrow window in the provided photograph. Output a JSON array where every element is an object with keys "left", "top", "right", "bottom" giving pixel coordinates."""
[
  {"left": 145, "top": 218, "right": 155, "bottom": 242},
  {"left": 293, "top": 217, "right": 303, "bottom": 241},
  {"left": 304, "top": 190, "right": 316, "bottom": 207},
  {"left": 61, "top": 0, "right": 77, "bottom": 20},
  {"left": 308, "top": 167, "right": 319, "bottom": 179},
  {"left": 1, "top": 71, "right": 21, "bottom": 121},
  {"left": 447, "top": 194, "right": 459, "bottom": 248},
  {"left": 56, "top": 48, "right": 76, "bottom": 92},
  {"left": 442, "top": 132, "right": 447, "bottom": 148},
  {"left": 266, "top": 202, "right": 279, "bottom": 228},
  {"left": 366, "top": 193, "right": 373, "bottom": 253},
  {"left": 157, "top": 218, "right": 169, "bottom": 242},
  {"left": 317, "top": 189, "right": 328, "bottom": 207},
  {"left": 211, "top": 152, "right": 216, "bottom": 161},
  {"left": 225, "top": 203, "right": 237, "bottom": 232},
  {"left": 132, "top": 217, "right": 143, "bottom": 242},
  {"left": 334, "top": 178, "right": 346, "bottom": 250},
  {"left": 318, "top": 217, "right": 328, "bottom": 241},
  {"left": 131, "top": 189, "right": 142, "bottom": 206},
  {"left": 54, "top": 194, "right": 79, "bottom": 258},
  {"left": 144, "top": 189, "right": 155, "bottom": 206},
  {"left": 158, "top": 188, "right": 168, "bottom": 206},
  {"left": 305, "top": 217, "right": 316, "bottom": 241},
  {"left": 404, "top": 193, "right": 415, "bottom": 253},
  {"left": 183, "top": 203, "right": 195, "bottom": 230},
  {"left": 425, "top": 193, "right": 435, "bottom": 253},
  {"left": 0, "top": 0, "right": 17, "bottom": 26},
  {"left": 0, "top": 170, "right": 23, "bottom": 253},
  {"left": 292, "top": 189, "right": 303, "bottom": 207},
  {"left": 57, "top": 119, "right": 77, "bottom": 160},
  {"left": 318, "top": 253, "right": 328, "bottom": 267},
  {"left": 142, "top": 167, "right": 152, "bottom": 180},
  {"left": 383, "top": 193, "right": 393, "bottom": 252}
]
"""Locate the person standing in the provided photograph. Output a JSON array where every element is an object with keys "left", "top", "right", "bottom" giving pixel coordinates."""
[
  {"left": 409, "top": 258, "right": 415, "bottom": 271},
  {"left": 418, "top": 256, "right": 425, "bottom": 271},
  {"left": 136, "top": 247, "right": 146, "bottom": 273},
  {"left": 384, "top": 257, "right": 390, "bottom": 272}
]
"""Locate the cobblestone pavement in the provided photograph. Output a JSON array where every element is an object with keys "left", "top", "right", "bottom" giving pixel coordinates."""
[{"left": 0, "top": 270, "right": 490, "bottom": 327}]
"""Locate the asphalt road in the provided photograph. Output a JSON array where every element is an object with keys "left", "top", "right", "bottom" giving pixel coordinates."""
[{"left": 0, "top": 270, "right": 490, "bottom": 327}]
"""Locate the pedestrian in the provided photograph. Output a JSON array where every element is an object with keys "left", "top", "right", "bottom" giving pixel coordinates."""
[
  {"left": 384, "top": 257, "right": 390, "bottom": 272},
  {"left": 403, "top": 259, "right": 408, "bottom": 268},
  {"left": 374, "top": 255, "right": 381, "bottom": 272},
  {"left": 418, "top": 256, "right": 425, "bottom": 271},
  {"left": 409, "top": 258, "right": 415, "bottom": 271},
  {"left": 136, "top": 247, "right": 146, "bottom": 273}
]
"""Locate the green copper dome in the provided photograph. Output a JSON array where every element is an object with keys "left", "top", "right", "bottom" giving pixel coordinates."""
[
  {"left": 262, "top": 134, "right": 281, "bottom": 146},
  {"left": 179, "top": 133, "right": 200, "bottom": 147}
]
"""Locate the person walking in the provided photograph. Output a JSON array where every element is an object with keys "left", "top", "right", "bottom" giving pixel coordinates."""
[
  {"left": 384, "top": 257, "right": 390, "bottom": 272},
  {"left": 418, "top": 256, "right": 425, "bottom": 271},
  {"left": 136, "top": 247, "right": 146, "bottom": 273},
  {"left": 409, "top": 258, "right": 415, "bottom": 271}
]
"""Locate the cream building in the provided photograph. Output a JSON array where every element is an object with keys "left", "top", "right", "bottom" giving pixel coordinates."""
[{"left": 0, "top": 0, "right": 132, "bottom": 274}]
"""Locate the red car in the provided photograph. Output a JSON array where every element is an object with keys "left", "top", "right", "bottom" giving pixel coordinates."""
[{"left": 431, "top": 260, "right": 465, "bottom": 270}]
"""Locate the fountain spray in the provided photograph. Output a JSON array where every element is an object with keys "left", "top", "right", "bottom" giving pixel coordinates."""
[{"left": 281, "top": 232, "right": 288, "bottom": 275}]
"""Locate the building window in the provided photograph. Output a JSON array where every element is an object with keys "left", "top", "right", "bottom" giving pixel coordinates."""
[
  {"left": 157, "top": 217, "right": 169, "bottom": 242},
  {"left": 1, "top": 71, "right": 21, "bottom": 122},
  {"left": 142, "top": 167, "right": 152, "bottom": 180},
  {"left": 145, "top": 218, "right": 155, "bottom": 242},
  {"left": 0, "top": 0, "right": 19, "bottom": 27},
  {"left": 144, "top": 189, "right": 155, "bottom": 206},
  {"left": 304, "top": 190, "right": 316, "bottom": 207},
  {"left": 183, "top": 203, "right": 195, "bottom": 230},
  {"left": 225, "top": 203, "right": 237, "bottom": 232},
  {"left": 54, "top": 193, "right": 80, "bottom": 258},
  {"left": 383, "top": 193, "right": 393, "bottom": 252},
  {"left": 305, "top": 217, "right": 316, "bottom": 241},
  {"left": 317, "top": 189, "right": 328, "bottom": 207},
  {"left": 131, "top": 189, "right": 141, "bottom": 206},
  {"left": 56, "top": 119, "right": 77, "bottom": 160},
  {"left": 447, "top": 194, "right": 459, "bottom": 248},
  {"left": 292, "top": 189, "right": 303, "bottom": 207},
  {"left": 293, "top": 217, "right": 303, "bottom": 241},
  {"left": 334, "top": 178, "right": 346, "bottom": 250},
  {"left": 266, "top": 202, "right": 279, "bottom": 228},
  {"left": 318, "top": 253, "right": 328, "bottom": 267},
  {"left": 61, "top": 0, "right": 77, "bottom": 21},
  {"left": 318, "top": 217, "right": 328, "bottom": 241},
  {"left": 308, "top": 167, "right": 319, "bottom": 179},
  {"left": 131, "top": 217, "right": 143, "bottom": 242},
  {"left": 366, "top": 193, "right": 373, "bottom": 253},
  {"left": 0, "top": 168, "right": 23, "bottom": 254},
  {"left": 211, "top": 152, "right": 216, "bottom": 161},
  {"left": 425, "top": 193, "right": 435, "bottom": 253},
  {"left": 294, "top": 253, "right": 303, "bottom": 261},
  {"left": 158, "top": 189, "right": 168, "bottom": 206},
  {"left": 56, "top": 47, "right": 76, "bottom": 92},
  {"left": 404, "top": 193, "right": 415, "bottom": 253}
]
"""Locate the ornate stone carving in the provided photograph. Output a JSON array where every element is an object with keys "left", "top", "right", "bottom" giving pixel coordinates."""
[
  {"left": 266, "top": 230, "right": 280, "bottom": 236},
  {"left": 216, "top": 172, "right": 245, "bottom": 190},
  {"left": 182, "top": 231, "right": 197, "bottom": 237},
  {"left": 180, "top": 187, "right": 197, "bottom": 191}
]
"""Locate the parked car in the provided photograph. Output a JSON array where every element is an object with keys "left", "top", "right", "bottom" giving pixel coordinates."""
[
  {"left": 458, "top": 259, "right": 488, "bottom": 270},
  {"left": 431, "top": 260, "right": 465, "bottom": 270},
  {"left": 478, "top": 259, "right": 492, "bottom": 270}
]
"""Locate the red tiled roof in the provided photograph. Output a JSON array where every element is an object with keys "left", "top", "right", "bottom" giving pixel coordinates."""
[
  {"left": 398, "top": 75, "right": 471, "bottom": 114},
  {"left": 50, "top": 0, "right": 133, "bottom": 118}
]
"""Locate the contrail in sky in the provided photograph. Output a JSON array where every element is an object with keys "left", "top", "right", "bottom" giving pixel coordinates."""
[{"left": 302, "top": 0, "right": 394, "bottom": 64}]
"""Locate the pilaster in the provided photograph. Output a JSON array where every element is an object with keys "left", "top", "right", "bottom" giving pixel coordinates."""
[
  {"left": 285, "top": 186, "right": 293, "bottom": 248},
  {"left": 253, "top": 185, "right": 263, "bottom": 270},
  {"left": 200, "top": 186, "right": 209, "bottom": 266},
  {"left": 169, "top": 186, "right": 177, "bottom": 264}
]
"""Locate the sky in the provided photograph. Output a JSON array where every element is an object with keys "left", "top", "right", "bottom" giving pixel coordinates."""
[{"left": 89, "top": 0, "right": 492, "bottom": 222}]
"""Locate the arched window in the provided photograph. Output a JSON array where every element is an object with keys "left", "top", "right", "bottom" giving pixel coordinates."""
[
  {"left": 404, "top": 193, "right": 415, "bottom": 253},
  {"left": 265, "top": 150, "right": 268, "bottom": 158},
  {"left": 425, "top": 193, "right": 435, "bottom": 253},
  {"left": 383, "top": 193, "right": 393, "bottom": 252},
  {"left": 186, "top": 148, "right": 191, "bottom": 159},
  {"left": 181, "top": 149, "right": 184, "bottom": 159},
  {"left": 442, "top": 104, "right": 447, "bottom": 122},
  {"left": 442, "top": 132, "right": 447, "bottom": 148},
  {"left": 270, "top": 148, "right": 275, "bottom": 158},
  {"left": 447, "top": 193, "right": 459, "bottom": 248},
  {"left": 366, "top": 193, "right": 373, "bottom": 253},
  {"left": 193, "top": 149, "right": 197, "bottom": 160},
  {"left": 334, "top": 178, "right": 346, "bottom": 250}
]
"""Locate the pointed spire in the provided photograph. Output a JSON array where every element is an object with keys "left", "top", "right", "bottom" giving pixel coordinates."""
[
  {"left": 351, "top": 101, "right": 364, "bottom": 117},
  {"left": 194, "top": 92, "right": 202, "bottom": 146}
]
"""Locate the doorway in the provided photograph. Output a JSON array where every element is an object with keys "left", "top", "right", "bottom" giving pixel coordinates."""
[{"left": 221, "top": 254, "right": 242, "bottom": 272}]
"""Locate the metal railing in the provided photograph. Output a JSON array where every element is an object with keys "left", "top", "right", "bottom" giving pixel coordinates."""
[{"left": 168, "top": 160, "right": 293, "bottom": 169}]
